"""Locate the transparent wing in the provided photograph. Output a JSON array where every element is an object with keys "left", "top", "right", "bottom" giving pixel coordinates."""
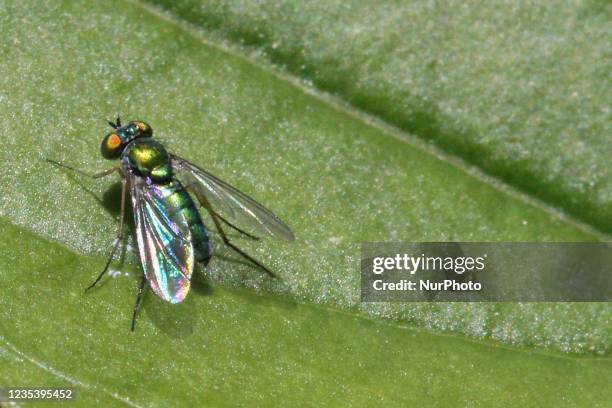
[
  {"left": 171, "top": 154, "right": 295, "bottom": 241},
  {"left": 130, "top": 176, "right": 194, "bottom": 303}
]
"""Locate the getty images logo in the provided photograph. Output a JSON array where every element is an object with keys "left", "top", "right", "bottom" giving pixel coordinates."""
[{"left": 371, "top": 253, "right": 487, "bottom": 275}]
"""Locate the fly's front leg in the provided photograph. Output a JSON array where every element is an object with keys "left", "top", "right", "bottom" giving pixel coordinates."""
[
  {"left": 46, "top": 157, "right": 127, "bottom": 288},
  {"left": 45, "top": 158, "right": 121, "bottom": 179},
  {"left": 195, "top": 192, "right": 275, "bottom": 278},
  {"left": 86, "top": 177, "right": 128, "bottom": 291}
]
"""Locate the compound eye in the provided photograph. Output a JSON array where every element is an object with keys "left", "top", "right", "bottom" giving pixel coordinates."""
[
  {"left": 134, "top": 121, "right": 152, "bottom": 137},
  {"left": 101, "top": 133, "right": 123, "bottom": 159}
]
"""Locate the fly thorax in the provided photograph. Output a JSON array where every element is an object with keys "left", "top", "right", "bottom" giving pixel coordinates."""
[{"left": 123, "top": 139, "right": 172, "bottom": 182}]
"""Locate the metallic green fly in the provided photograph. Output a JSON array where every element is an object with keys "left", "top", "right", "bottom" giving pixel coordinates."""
[{"left": 47, "top": 117, "right": 294, "bottom": 330}]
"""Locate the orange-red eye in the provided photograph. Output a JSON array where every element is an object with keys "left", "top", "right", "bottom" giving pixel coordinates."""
[
  {"left": 101, "top": 132, "right": 124, "bottom": 159},
  {"left": 107, "top": 134, "right": 121, "bottom": 149}
]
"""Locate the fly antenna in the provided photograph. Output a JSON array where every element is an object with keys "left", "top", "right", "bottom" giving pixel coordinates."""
[{"left": 107, "top": 114, "right": 122, "bottom": 129}]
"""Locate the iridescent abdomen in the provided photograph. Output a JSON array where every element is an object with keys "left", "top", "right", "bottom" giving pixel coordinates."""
[{"left": 147, "top": 180, "right": 212, "bottom": 265}]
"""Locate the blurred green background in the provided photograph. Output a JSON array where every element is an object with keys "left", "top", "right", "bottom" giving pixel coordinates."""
[{"left": 0, "top": 1, "right": 610, "bottom": 406}]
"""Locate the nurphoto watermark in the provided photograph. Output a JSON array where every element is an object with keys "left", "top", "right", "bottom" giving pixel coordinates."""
[{"left": 361, "top": 243, "right": 612, "bottom": 302}]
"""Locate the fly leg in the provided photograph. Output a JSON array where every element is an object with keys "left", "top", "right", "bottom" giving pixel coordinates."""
[
  {"left": 108, "top": 115, "right": 122, "bottom": 129},
  {"left": 131, "top": 275, "right": 147, "bottom": 332},
  {"left": 185, "top": 186, "right": 259, "bottom": 241},
  {"left": 45, "top": 158, "right": 127, "bottom": 289},
  {"left": 210, "top": 209, "right": 260, "bottom": 241},
  {"left": 196, "top": 193, "right": 275, "bottom": 278},
  {"left": 86, "top": 177, "right": 128, "bottom": 290}
]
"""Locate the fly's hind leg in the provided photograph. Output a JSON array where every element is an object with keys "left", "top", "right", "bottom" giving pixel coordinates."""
[
  {"left": 217, "top": 222, "right": 275, "bottom": 277},
  {"left": 131, "top": 275, "right": 147, "bottom": 332},
  {"left": 185, "top": 185, "right": 259, "bottom": 241},
  {"left": 193, "top": 192, "right": 275, "bottom": 278},
  {"left": 86, "top": 177, "right": 128, "bottom": 291},
  {"left": 210, "top": 209, "right": 260, "bottom": 241}
]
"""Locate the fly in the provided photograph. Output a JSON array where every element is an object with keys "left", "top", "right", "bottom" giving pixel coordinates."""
[{"left": 47, "top": 117, "right": 294, "bottom": 331}]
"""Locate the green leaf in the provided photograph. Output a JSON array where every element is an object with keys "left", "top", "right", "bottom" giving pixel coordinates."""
[
  {"left": 0, "top": 0, "right": 610, "bottom": 406},
  {"left": 144, "top": 0, "right": 612, "bottom": 234},
  {"left": 2, "top": 222, "right": 611, "bottom": 406}
]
